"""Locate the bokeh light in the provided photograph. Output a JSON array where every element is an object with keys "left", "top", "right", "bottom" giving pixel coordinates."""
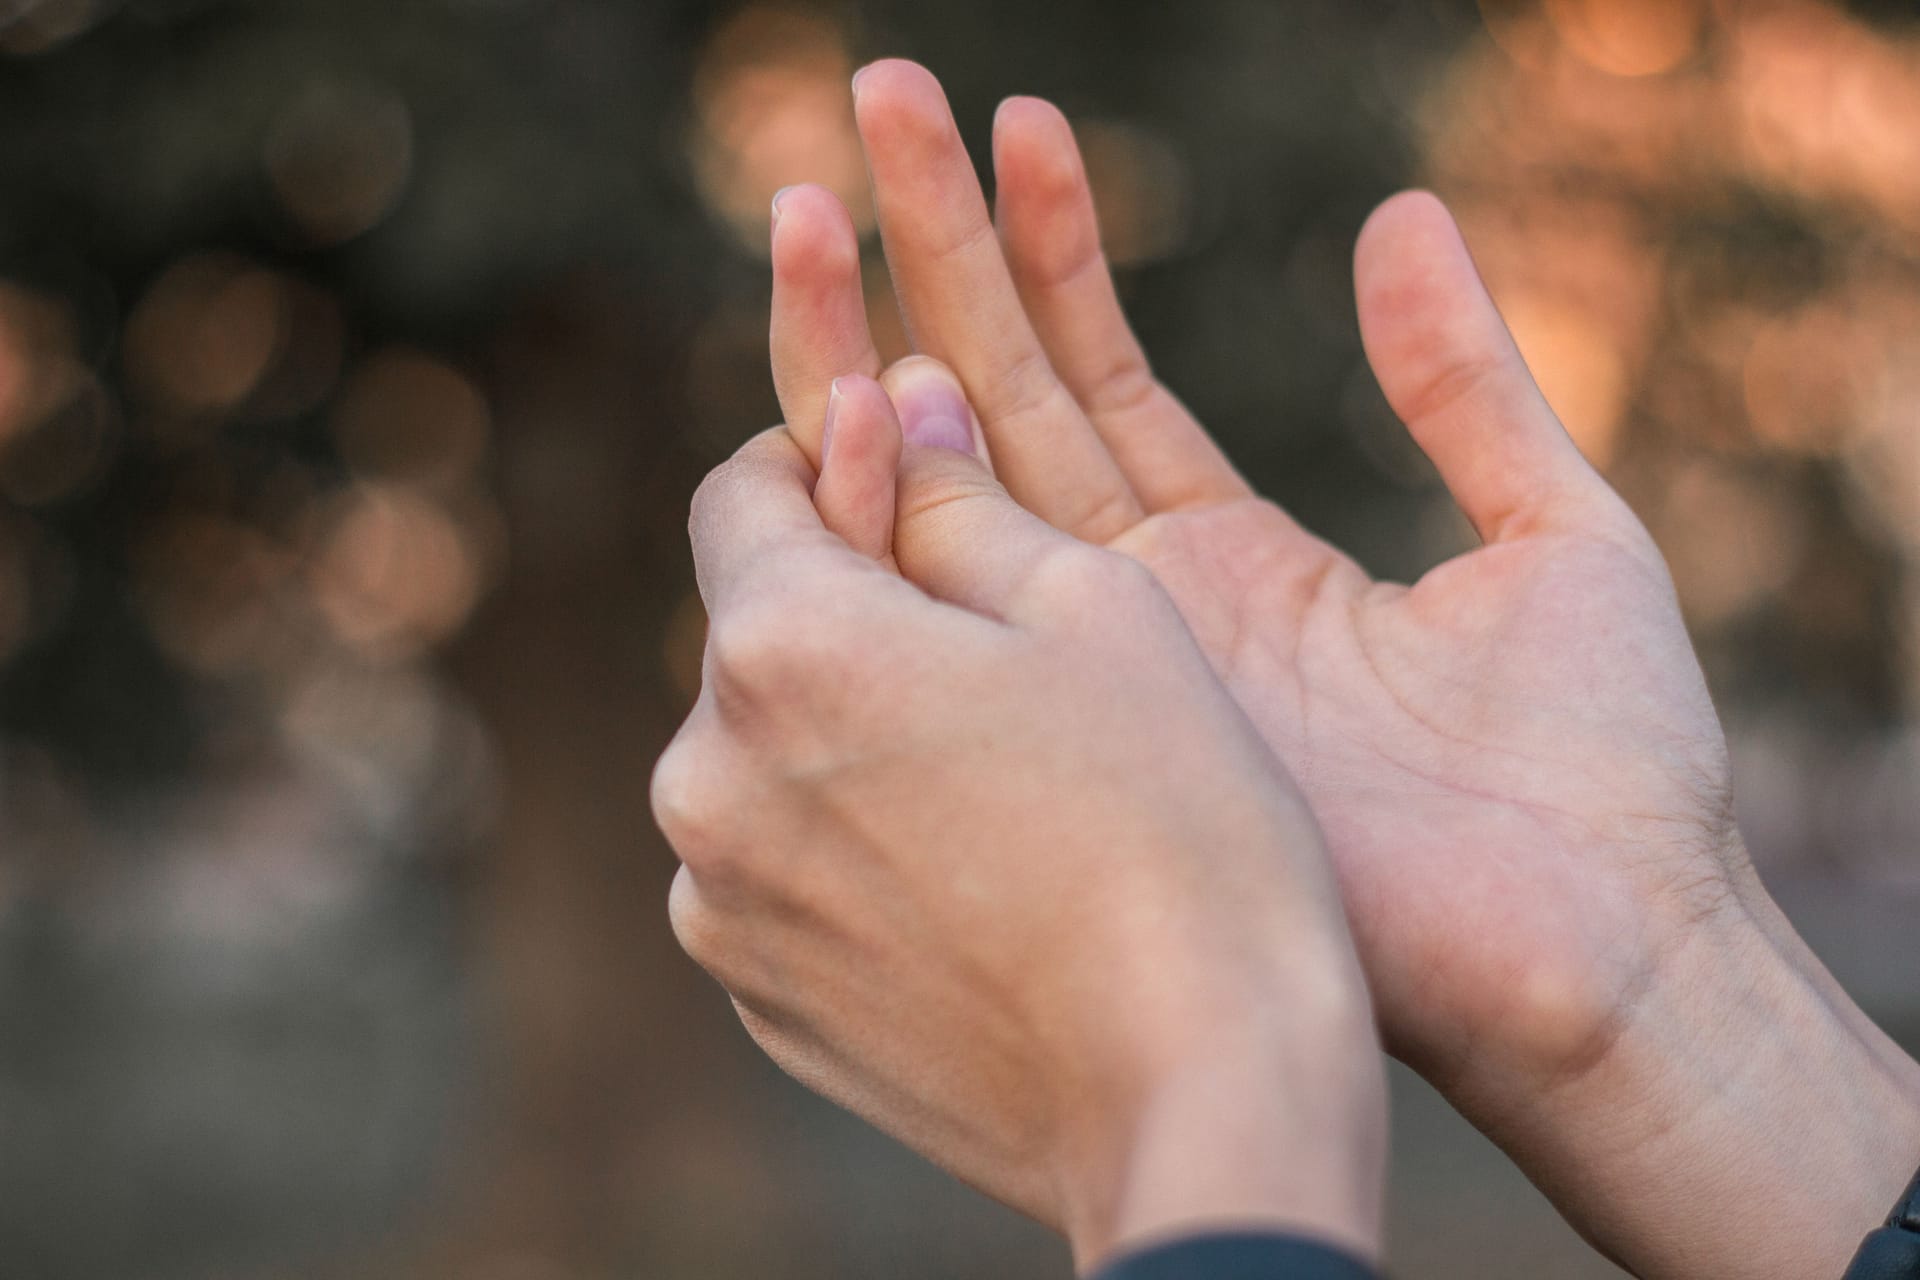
[
  {"left": 332, "top": 348, "right": 491, "bottom": 490},
  {"left": 1077, "top": 119, "right": 1192, "bottom": 267},
  {"left": 135, "top": 507, "right": 311, "bottom": 679},
  {"left": 264, "top": 80, "right": 415, "bottom": 246},
  {"left": 1542, "top": 0, "right": 1706, "bottom": 79},
  {"left": 689, "top": 5, "right": 873, "bottom": 254},
  {"left": 0, "top": 281, "right": 80, "bottom": 450},
  {"left": 308, "top": 481, "right": 489, "bottom": 664},
  {"left": 1431, "top": 0, "right": 1920, "bottom": 712},
  {"left": 123, "top": 255, "right": 290, "bottom": 419}
]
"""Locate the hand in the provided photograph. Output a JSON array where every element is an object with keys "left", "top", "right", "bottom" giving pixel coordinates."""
[
  {"left": 763, "top": 60, "right": 1920, "bottom": 1278},
  {"left": 652, "top": 374, "right": 1387, "bottom": 1271}
]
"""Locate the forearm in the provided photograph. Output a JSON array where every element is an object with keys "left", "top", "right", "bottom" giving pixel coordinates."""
[{"left": 1455, "top": 851, "right": 1920, "bottom": 1279}]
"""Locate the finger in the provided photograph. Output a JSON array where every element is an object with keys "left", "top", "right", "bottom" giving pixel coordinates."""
[
  {"left": 770, "top": 184, "right": 883, "bottom": 469},
  {"left": 1353, "top": 191, "right": 1616, "bottom": 543},
  {"left": 879, "top": 354, "right": 984, "bottom": 456},
  {"left": 881, "top": 355, "right": 1080, "bottom": 622},
  {"left": 689, "top": 426, "right": 853, "bottom": 616},
  {"left": 852, "top": 59, "right": 1143, "bottom": 544},
  {"left": 992, "top": 96, "right": 1249, "bottom": 512},
  {"left": 813, "top": 375, "right": 902, "bottom": 562}
]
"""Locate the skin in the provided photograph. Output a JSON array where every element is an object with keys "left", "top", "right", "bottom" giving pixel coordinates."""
[
  {"left": 754, "top": 59, "right": 1920, "bottom": 1279},
  {"left": 654, "top": 381, "right": 1386, "bottom": 1270}
]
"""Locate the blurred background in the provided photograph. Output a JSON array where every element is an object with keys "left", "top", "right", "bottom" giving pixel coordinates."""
[{"left": 1, "top": 0, "right": 1917, "bottom": 1276}]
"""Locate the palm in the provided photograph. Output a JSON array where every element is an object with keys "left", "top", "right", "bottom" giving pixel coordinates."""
[
  {"left": 769, "top": 62, "right": 1744, "bottom": 1085},
  {"left": 1115, "top": 497, "right": 1733, "bottom": 1076}
]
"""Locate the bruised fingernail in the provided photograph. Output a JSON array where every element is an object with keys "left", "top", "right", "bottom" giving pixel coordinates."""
[
  {"left": 822, "top": 377, "right": 844, "bottom": 461},
  {"left": 892, "top": 372, "right": 976, "bottom": 454}
]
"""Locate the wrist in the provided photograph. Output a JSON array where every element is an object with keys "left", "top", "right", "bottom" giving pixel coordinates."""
[
  {"left": 1457, "top": 850, "right": 1920, "bottom": 1279},
  {"left": 1056, "top": 1003, "right": 1388, "bottom": 1275}
]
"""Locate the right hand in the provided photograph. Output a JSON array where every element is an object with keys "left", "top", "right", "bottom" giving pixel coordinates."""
[{"left": 653, "top": 376, "right": 1387, "bottom": 1271}]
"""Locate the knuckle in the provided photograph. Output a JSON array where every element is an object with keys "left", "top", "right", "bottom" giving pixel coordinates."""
[
  {"left": 707, "top": 583, "right": 857, "bottom": 712},
  {"left": 688, "top": 429, "right": 795, "bottom": 536},
  {"left": 1058, "top": 544, "right": 1156, "bottom": 600},
  {"left": 985, "top": 344, "right": 1069, "bottom": 427},
  {"left": 1026, "top": 545, "right": 1163, "bottom": 629},
  {"left": 667, "top": 868, "right": 728, "bottom": 970},
  {"left": 686, "top": 460, "right": 735, "bottom": 536},
  {"left": 923, "top": 214, "right": 998, "bottom": 270},
  {"left": 1086, "top": 357, "right": 1160, "bottom": 420},
  {"left": 649, "top": 733, "right": 724, "bottom": 858},
  {"left": 706, "top": 597, "right": 806, "bottom": 701},
  {"left": 1402, "top": 348, "right": 1513, "bottom": 431}
]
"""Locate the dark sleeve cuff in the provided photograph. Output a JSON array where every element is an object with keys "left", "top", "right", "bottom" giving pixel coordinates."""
[{"left": 1089, "top": 1233, "right": 1381, "bottom": 1280}]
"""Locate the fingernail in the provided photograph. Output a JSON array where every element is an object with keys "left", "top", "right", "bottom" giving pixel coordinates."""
[
  {"left": 822, "top": 378, "right": 844, "bottom": 461},
  {"left": 771, "top": 185, "right": 795, "bottom": 232},
  {"left": 851, "top": 64, "right": 871, "bottom": 97},
  {"left": 892, "top": 372, "right": 976, "bottom": 454}
]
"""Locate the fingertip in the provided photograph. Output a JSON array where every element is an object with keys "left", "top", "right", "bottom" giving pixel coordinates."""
[
  {"left": 1351, "top": 190, "right": 1610, "bottom": 541},
  {"left": 994, "top": 94, "right": 1070, "bottom": 140},
  {"left": 1355, "top": 190, "right": 1455, "bottom": 256},
  {"left": 1354, "top": 191, "right": 1471, "bottom": 313},
  {"left": 853, "top": 57, "right": 940, "bottom": 97},
  {"left": 823, "top": 374, "right": 901, "bottom": 463},
  {"left": 851, "top": 57, "right": 956, "bottom": 148},
  {"left": 770, "top": 183, "right": 862, "bottom": 285},
  {"left": 1357, "top": 189, "right": 1454, "bottom": 244},
  {"left": 993, "top": 99, "right": 1097, "bottom": 303},
  {"left": 992, "top": 95, "right": 1083, "bottom": 204},
  {"left": 1351, "top": 189, "right": 1501, "bottom": 396}
]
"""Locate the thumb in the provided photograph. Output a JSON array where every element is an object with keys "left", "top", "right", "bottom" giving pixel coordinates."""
[
  {"left": 1354, "top": 191, "right": 1619, "bottom": 544},
  {"left": 881, "top": 355, "right": 1074, "bottom": 622}
]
